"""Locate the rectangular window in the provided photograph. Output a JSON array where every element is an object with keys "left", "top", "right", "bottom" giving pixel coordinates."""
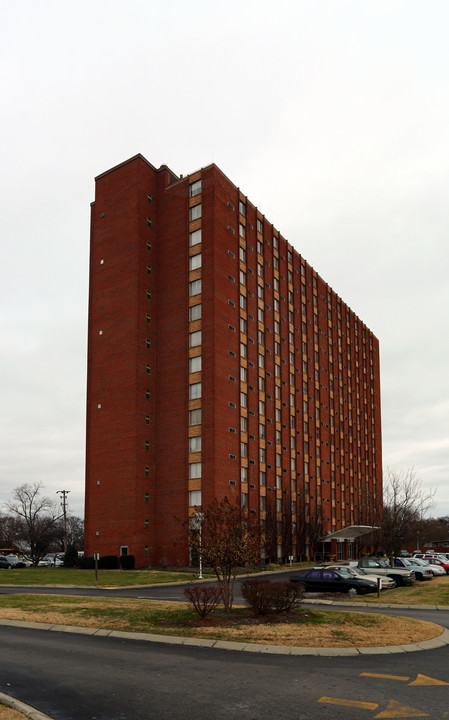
[
  {"left": 239, "top": 223, "right": 246, "bottom": 239},
  {"left": 189, "top": 303, "right": 202, "bottom": 321},
  {"left": 189, "top": 489, "right": 202, "bottom": 506},
  {"left": 189, "top": 179, "right": 202, "bottom": 197},
  {"left": 240, "top": 366, "right": 247, "bottom": 383},
  {"left": 259, "top": 399, "right": 265, "bottom": 415},
  {"left": 257, "top": 218, "right": 263, "bottom": 234},
  {"left": 241, "top": 441, "right": 248, "bottom": 458},
  {"left": 189, "top": 228, "right": 202, "bottom": 246},
  {"left": 239, "top": 246, "right": 246, "bottom": 263},
  {"left": 189, "top": 435, "right": 201, "bottom": 453},
  {"left": 259, "top": 471, "right": 266, "bottom": 485},
  {"left": 240, "top": 391, "right": 247, "bottom": 408},
  {"left": 259, "top": 447, "right": 265, "bottom": 463},
  {"left": 189, "top": 462, "right": 202, "bottom": 479},
  {"left": 239, "top": 200, "right": 246, "bottom": 216},
  {"left": 189, "top": 355, "right": 202, "bottom": 373},
  {"left": 241, "top": 493, "right": 248, "bottom": 508},
  {"left": 189, "top": 204, "right": 202, "bottom": 221},
  {"left": 258, "top": 353, "right": 264, "bottom": 369},
  {"left": 259, "top": 422, "right": 265, "bottom": 438},
  {"left": 189, "top": 253, "right": 202, "bottom": 271},
  {"left": 189, "top": 408, "right": 201, "bottom": 426},
  {"left": 240, "top": 416, "right": 247, "bottom": 432},
  {"left": 239, "top": 270, "right": 246, "bottom": 286},
  {"left": 241, "top": 466, "right": 248, "bottom": 482},
  {"left": 240, "top": 342, "right": 247, "bottom": 358},
  {"left": 189, "top": 330, "right": 202, "bottom": 348},
  {"left": 240, "top": 293, "right": 247, "bottom": 310},
  {"left": 189, "top": 382, "right": 202, "bottom": 400},
  {"left": 189, "top": 279, "right": 202, "bottom": 296},
  {"left": 240, "top": 317, "right": 247, "bottom": 334}
]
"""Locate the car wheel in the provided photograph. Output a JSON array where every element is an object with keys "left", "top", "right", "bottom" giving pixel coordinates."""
[{"left": 347, "top": 585, "right": 359, "bottom": 596}]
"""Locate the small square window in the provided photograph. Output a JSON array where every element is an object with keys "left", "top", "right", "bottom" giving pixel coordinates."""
[
  {"left": 189, "top": 253, "right": 202, "bottom": 271},
  {"left": 189, "top": 179, "right": 202, "bottom": 197},
  {"left": 189, "top": 304, "right": 202, "bottom": 321},
  {"left": 189, "top": 204, "right": 202, "bottom": 221},
  {"left": 190, "top": 229, "right": 202, "bottom": 246}
]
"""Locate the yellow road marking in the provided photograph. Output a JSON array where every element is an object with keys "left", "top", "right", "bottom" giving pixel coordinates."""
[
  {"left": 374, "top": 699, "right": 429, "bottom": 718},
  {"left": 361, "top": 673, "right": 409, "bottom": 682},
  {"left": 408, "top": 674, "right": 449, "bottom": 686},
  {"left": 319, "top": 696, "right": 378, "bottom": 710}
]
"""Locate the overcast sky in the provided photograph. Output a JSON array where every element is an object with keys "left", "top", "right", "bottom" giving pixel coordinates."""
[{"left": 1, "top": 0, "right": 448, "bottom": 520}]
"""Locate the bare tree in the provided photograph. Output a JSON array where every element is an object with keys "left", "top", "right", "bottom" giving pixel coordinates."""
[
  {"left": 188, "top": 497, "right": 259, "bottom": 611},
  {"left": 54, "top": 515, "right": 84, "bottom": 552},
  {"left": 6, "top": 482, "right": 60, "bottom": 564},
  {"left": 381, "top": 468, "right": 436, "bottom": 561}
]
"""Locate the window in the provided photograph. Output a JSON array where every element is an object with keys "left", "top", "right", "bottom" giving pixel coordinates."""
[
  {"left": 239, "top": 223, "right": 246, "bottom": 239},
  {"left": 146, "top": 363, "right": 151, "bottom": 374},
  {"left": 190, "top": 228, "right": 202, "bottom": 246},
  {"left": 189, "top": 462, "right": 202, "bottom": 479},
  {"left": 189, "top": 253, "right": 202, "bottom": 271},
  {"left": 240, "top": 317, "right": 247, "bottom": 333},
  {"left": 189, "top": 489, "right": 202, "bottom": 506},
  {"left": 189, "top": 279, "right": 202, "bottom": 296},
  {"left": 189, "top": 204, "right": 201, "bottom": 221},
  {"left": 241, "top": 416, "right": 247, "bottom": 432},
  {"left": 259, "top": 447, "right": 265, "bottom": 463},
  {"left": 257, "top": 262, "right": 263, "bottom": 278},
  {"left": 258, "top": 376, "right": 265, "bottom": 392},
  {"left": 240, "top": 366, "right": 247, "bottom": 383},
  {"left": 146, "top": 313, "right": 151, "bottom": 324},
  {"left": 257, "top": 218, "right": 263, "bottom": 234},
  {"left": 258, "top": 330, "right": 264, "bottom": 345},
  {"left": 239, "top": 246, "right": 246, "bottom": 263},
  {"left": 144, "top": 518, "right": 149, "bottom": 528},
  {"left": 189, "top": 382, "right": 202, "bottom": 399},
  {"left": 240, "top": 392, "right": 247, "bottom": 408},
  {"left": 189, "top": 435, "right": 201, "bottom": 453},
  {"left": 259, "top": 399, "right": 265, "bottom": 415},
  {"left": 260, "top": 495, "right": 266, "bottom": 510},
  {"left": 241, "top": 466, "right": 248, "bottom": 482},
  {"left": 241, "top": 441, "right": 248, "bottom": 458},
  {"left": 189, "top": 330, "right": 202, "bottom": 348},
  {"left": 147, "top": 265, "right": 152, "bottom": 274},
  {"left": 259, "top": 470, "right": 266, "bottom": 485},
  {"left": 258, "top": 353, "right": 264, "bottom": 369},
  {"left": 145, "top": 415, "right": 150, "bottom": 424},
  {"left": 189, "top": 408, "right": 201, "bottom": 426},
  {"left": 259, "top": 422, "right": 265, "bottom": 438},
  {"left": 240, "top": 342, "right": 247, "bottom": 358},
  {"left": 239, "top": 200, "right": 246, "bottom": 216},
  {"left": 189, "top": 303, "right": 202, "bottom": 321},
  {"left": 189, "top": 179, "right": 202, "bottom": 197},
  {"left": 241, "top": 493, "right": 248, "bottom": 508},
  {"left": 144, "top": 492, "right": 149, "bottom": 502},
  {"left": 240, "top": 294, "right": 247, "bottom": 310},
  {"left": 239, "top": 270, "right": 246, "bottom": 286},
  {"left": 189, "top": 355, "right": 202, "bottom": 373}
]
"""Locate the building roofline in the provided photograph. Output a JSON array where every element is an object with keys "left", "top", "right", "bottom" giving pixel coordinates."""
[{"left": 95, "top": 153, "right": 179, "bottom": 182}]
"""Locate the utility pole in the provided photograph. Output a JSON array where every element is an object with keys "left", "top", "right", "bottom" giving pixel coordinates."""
[{"left": 57, "top": 490, "right": 70, "bottom": 553}]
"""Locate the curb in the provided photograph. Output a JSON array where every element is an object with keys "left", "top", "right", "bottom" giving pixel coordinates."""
[
  {"left": 0, "top": 690, "right": 53, "bottom": 720},
  {"left": 1, "top": 617, "right": 449, "bottom": 657}
]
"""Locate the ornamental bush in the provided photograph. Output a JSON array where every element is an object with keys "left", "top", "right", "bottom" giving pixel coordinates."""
[
  {"left": 242, "top": 579, "right": 304, "bottom": 615},
  {"left": 184, "top": 586, "right": 222, "bottom": 618}
]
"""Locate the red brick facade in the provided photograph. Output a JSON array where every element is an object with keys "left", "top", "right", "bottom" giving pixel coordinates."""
[{"left": 85, "top": 154, "right": 382, "bottom": 567}]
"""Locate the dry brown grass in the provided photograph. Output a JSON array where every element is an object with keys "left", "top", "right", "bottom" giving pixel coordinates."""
[
  {"left": 0, "top": 706, "right": 24, "bottom": 720},
  {"left": 0, "top": 598, "right": 443, "bottom": 648}
]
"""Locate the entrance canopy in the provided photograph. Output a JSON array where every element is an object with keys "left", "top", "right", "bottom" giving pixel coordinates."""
[{"left": 319, "top": 525, "right": 379, "bottom": 543}]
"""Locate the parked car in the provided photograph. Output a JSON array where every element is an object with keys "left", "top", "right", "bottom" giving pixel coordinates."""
[
  {"left": 356, "top": 557, "right": 415, "bottom": 586},
  {"left": 412, "top": 554, "right": 449, "bottom": 574},
  {"left": 327, "top": 564, "right": 396, "bottom": 589},
  {"left": 394, "top": 557, "right": 433, "bottom": 581},
  {"left": 290, "top": 567, "right": 377, "bottom": 596},
  {"left": 0, "top": 556, "right": 13, "bottom": 569},
  {"left": 405, "top": 557, "right": 445, "bottom": 577},
  {"left": 38, "top": 553, "right": 64, "bottom": 567}
]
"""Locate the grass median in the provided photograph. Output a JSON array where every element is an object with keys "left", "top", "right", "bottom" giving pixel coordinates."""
[{"left": 0, "top": 593, "right": 442, "bottom": 648}]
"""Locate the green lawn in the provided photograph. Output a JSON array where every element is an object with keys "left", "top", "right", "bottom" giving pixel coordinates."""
[
  {"left": 359, "top": 575, "right": 449, "bottom": 605},
  {"left": 0, "top": 567, "right": 210, "bottom": 586}
]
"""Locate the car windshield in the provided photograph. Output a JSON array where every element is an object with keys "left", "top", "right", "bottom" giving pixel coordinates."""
[
  {"left": 400, "top": 558, "right": 412, "bottom": 566},
  {"left": 374, "top": 559, "right": 388, "bottom": 567}
]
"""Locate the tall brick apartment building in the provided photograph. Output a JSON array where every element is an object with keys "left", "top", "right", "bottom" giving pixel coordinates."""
[{"left": 84, "top": 154, "right": 382, "bottom": 567}]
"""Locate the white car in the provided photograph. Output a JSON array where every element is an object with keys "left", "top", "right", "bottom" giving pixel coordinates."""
[
  {"left": 321, "top": 564, "right": 395, "bottom": 589},
  {"left": 414, "top": 558, "right": 446, "bottom": 576},
  {"left": 38, "top": 553, "right": 64, "bottom": 567}
]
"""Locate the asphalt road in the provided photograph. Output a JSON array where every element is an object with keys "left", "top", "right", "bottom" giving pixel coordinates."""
[{"left": 1, "top": 624, "right": 449, "bottom": 720}]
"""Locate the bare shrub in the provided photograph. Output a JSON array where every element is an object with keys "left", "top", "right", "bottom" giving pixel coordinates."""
[
  {"left": 184, "top": 586, "right": 222, "bottom": 618},
  {"left": 270, "top": 582, "right": 304, "bottom": 612},
  {"left": 242, "top": 579, "right": 304, "bottom": 615}
]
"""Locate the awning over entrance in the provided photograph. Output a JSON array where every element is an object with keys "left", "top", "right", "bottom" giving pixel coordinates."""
[{"left": 319, "top": 526, "right": 379, "bottom": 543}]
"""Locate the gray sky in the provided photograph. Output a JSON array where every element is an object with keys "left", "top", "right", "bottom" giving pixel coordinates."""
[{"left": 1, "top": 0, "right": 448, "bottom": 520}]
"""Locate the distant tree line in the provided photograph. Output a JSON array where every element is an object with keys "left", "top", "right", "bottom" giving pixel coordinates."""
[{"left": 0, "top": 482, "right": 83, "bottom": 565}]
